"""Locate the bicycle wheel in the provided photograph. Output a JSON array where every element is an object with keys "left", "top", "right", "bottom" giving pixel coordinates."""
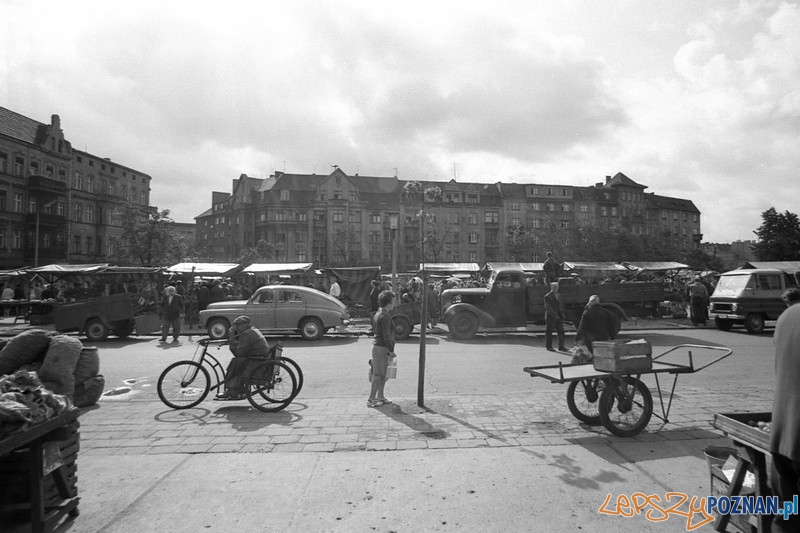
[
  {"left": 279, "top": 356, "right": 304, "bottom": 396},
  {"left": 598, "top": 377, "right": 653, "bottom": 437},
  {"left": 157, "top": 361, "right": 211, "bottom": 409},
  {"left": 244, "top": 360, "right": 298, "bottom": 413},
  {"left": 566, "top": 379, "right": 605, "bottom": 425}
]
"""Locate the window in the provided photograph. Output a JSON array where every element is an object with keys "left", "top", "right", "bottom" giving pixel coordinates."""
[
  {"left": 13, "top": 230, "right": 21, "bottom": 249},
  {"left": 468, "top": 213, "right": 477, "bottom": 225},
  {"left": 561, "top": 220, "right": 570, "bottom": 229},
  {"left": 451, "top": 213, "right": 459, "bottom": 225},
  {"left": 468, "top": 251, "right": 478, "bottom": 262},
  {"left": 87, "top": 176, "right": 94, "bottom": 193},
  {"left": 73, "top": 172, "right": 82, "bottom": 190},
  {"left": 611, "top": 207, "right": 618, "bottom": 216},
  {"left": 14, "top": 193, "right": 23, "bottom": 213},
  {"left": 58, "top": 169, "right": 66, "bottom": 181},
  {"left": 121, "top": 186, "right": 127, "bottom": 200},
  {"left": 580, "top": 204, "right": 588, "bottom": 213},
  {"left": 370, "top": 213, "right": 381, "bottom": 224},
  {"left": 511, "top": 217, "right": 520, "bottom": 226},
  {"left": 30, "top": 161, "right": 39, "bottom": 175},
  {"left": 511, "top": 202, "right": 520, "bottom": 211},
  {"left": 349, "top": 211, "right": 360, "bottom": 223},
  {"left": 0, "top": 152, "right": 6, "bottom": 173},
  {"left": 466, "top": 194, "right": 479, "bottom": 204},
  {"left": 532, "top": 203, "right": 540, "bottom": 211},
  {"left": 333, "top": 210, "right": 343, "bottom": 222},
  {"left": 275, "top": 210, "right": 286, "bottom": 221},
  {"left": 45, "top": 164, "right": 54, "bottom": 178},
  {"left": 86, "top": 206, "right": 94, "bottom": 223},
  {"left": 297, "top": 212, "right": 307, "bottom": 222},
  {"left": 485, "top": 212, "right": 498, "bottom": 223},
  {"left": 57, "top": 201, "right": 65, "bottom": 216},
  {"left": 28, "top": 198, "right": 36, "bottom": 213},
  {"left": 296, "top": 250, "right": 307, "bottom": 261},
  {"left": 0, "top": 190, "right": 5, "bottom": 211},
  {"left": 601, "top": 207, "right": 608, "bottom": 217},
  {"left": 531, "top": 219, "right": 540, "bottom": 228},
  {"left": 0, "top": 228, "right": 5, "bottom": 248},
  {"left": 14, "top": 157, "right": 24, "bottom": 176},
  {"left": 469, "top": 232, "right": 479, "bottom": 244},
  {"left": 546, "top": 204, "right": 555, "bottom": 212},
  {"left": 561, "top": 204, "right": 571, "bottom": 212},
  {"left": 132, "top": 187, "right": 137, "bottom": 203},
  {"left": 530, "top": 187, "right": 539, "bottom": 195},
  {"left": 74, "top": 203, "right": 83, "bottom": 222},
  {"left": 280, "top": 190, "right": 290, "bottom": 201}
]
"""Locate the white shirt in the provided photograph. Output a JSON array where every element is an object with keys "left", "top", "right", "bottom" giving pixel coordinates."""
[{"left": 329, "top": 282, "right": 341, "bottom": 298}]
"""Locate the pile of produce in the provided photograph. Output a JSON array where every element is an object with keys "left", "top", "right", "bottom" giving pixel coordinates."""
[
  {"left": 0, "top": 370, "right": 72, "bottom": 439},
  {"left": 0, "top": 329, "right": 104, "bottom": 409},
  {"left": 746, "top": 419, "right": 772, "bottom": 433}
]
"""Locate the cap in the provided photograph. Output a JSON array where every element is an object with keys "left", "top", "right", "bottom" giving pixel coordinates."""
[{"left": 233, "top": 315, "right": 250, "bottom": 325}]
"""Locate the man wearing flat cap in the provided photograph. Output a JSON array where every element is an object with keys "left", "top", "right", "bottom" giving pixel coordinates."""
[{"left": 216, "top": 315, "right": 270, "bottom": 400}]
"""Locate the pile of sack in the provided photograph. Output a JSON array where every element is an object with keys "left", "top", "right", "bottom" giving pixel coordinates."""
[{"left": 0, "top": 329, "right": 105, "bottom": 409}]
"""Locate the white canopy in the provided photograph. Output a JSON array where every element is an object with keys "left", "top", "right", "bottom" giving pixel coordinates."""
[
  {"left": 241, "top": 263, "right": 313, "bottom": 274},
  {"left": 167, "top": 263, "right": 241, "bottom": 275}
]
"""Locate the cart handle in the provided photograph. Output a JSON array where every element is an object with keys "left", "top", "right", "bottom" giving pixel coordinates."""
[{"left": 651, "top": 344, "right": 732, "bottom": 372}]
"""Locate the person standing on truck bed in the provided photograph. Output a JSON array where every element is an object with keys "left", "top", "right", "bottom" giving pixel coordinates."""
[
  {"left": 544, "top": 282, "right": 567, "bottom": 352},
  {"left": 160, "top": 285, "right": 184, "bottom": 343},
  {"left": 543, "top": 251, "right": 564, "bottom": 284},
  {"left": 575, "top": 295, "right": 618, "bottom": 352}
]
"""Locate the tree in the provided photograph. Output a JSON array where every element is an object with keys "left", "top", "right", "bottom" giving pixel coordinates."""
[
  {"left": 752, "top": 207, "right": 800, "bottom": 261},
  {"left": 236, "top": 239, "right": 275, "bottom": 266},
  {"left": 331, "top": 228, "right": 360, "bottom": 266},
  {"left": 114, "top": 207, "right": 178, "bottom": 266},
  {"left": 422, "top": 218, "right": 450, "bottom": 263},
  {"left": 506, "top": 224, "right": 531, "bottom": 261},
  {"left": 683, "top": 248, "right": 724, "bottom": 272}
]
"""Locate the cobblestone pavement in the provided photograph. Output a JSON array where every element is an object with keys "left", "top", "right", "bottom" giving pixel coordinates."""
[{"left": 79, "top": 381, "right": 772, "bottom": 456}]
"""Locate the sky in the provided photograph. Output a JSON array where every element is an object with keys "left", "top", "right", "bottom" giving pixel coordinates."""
[{"left": 2, "top": 0, "right": 799, "bottom": 243}]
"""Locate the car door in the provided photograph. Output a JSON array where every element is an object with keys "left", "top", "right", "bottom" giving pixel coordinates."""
[
  {"left": 245, "top": 288, "right": 276, "bottom": 331},
  {"left": 274, "top": 288, "right": 306, "bottom": 329}
]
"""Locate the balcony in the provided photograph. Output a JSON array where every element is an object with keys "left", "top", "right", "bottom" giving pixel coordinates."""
[{"left": 27, "top": 175, "right": 67, "bottom": 194}]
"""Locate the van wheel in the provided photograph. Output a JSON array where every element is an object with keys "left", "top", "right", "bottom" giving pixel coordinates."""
[
  {"left": 85, "top": 319, "right": 109, "bottom": 341},
  {"left": 714, "top": 318, "right": 733, "bottom": 331},
  {"left": 744, "top": 313, "right": 765, "bottom": 334}
]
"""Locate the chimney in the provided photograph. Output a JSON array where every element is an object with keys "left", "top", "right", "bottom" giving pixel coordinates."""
[
  {"left": 51, "top": 114, "right": 61, "bottom": 130},
  {"left": 605, "top": 175, "right": 611, "bottom": 184}
]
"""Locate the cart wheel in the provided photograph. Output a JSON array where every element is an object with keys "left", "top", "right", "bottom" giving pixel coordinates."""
[
  {"left": 598, "top": 377, "right": 653, "bottom": 437},
  {"left": 244, "top": 360, "right": 297, "bottom": 412},
  {"left": 280, "top": 356, "right": 304, "bottom": 396},
  {"left": 566, "top": 379, "right": 606, "bottom": 425},
  {"left": 157, "top": 361, "right": 211, "bottom": 409},
  {"left": 393, "top": 316, "right": 413, "bottom": 340}
]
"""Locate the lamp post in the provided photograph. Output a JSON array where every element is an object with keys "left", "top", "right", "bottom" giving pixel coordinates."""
[
  {"left": 389, "top": 213, "right": 398, "bottom": 293},
  {"left": 34, "top": 199, "right": 57, "bottom": 267}
]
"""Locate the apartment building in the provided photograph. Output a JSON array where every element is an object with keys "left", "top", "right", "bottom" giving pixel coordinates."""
[
  {"left": 196, "top": 168, "right": 702, "bottom": 270},
  {"left": 0, "top": 106, "right": 153, "bottom": 268}
]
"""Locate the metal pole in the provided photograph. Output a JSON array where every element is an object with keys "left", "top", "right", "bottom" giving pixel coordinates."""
[
  {"left": 417, "top": 204, "right": 427, "bottom": 407},
  {"left": 34, "top": 210, "right": 40, "bottom": 267},
  {"left": 391, "top": 228, "right": 397, "bottom": 294}
]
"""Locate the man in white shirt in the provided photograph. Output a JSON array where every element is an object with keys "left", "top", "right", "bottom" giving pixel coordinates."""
[{"left": 328, "top": 277, "right": 341, "bottom": 299}]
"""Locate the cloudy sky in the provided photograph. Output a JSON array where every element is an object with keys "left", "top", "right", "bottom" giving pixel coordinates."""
[{"left": 2, "top": 0, "right": 799, "bottom": 243}]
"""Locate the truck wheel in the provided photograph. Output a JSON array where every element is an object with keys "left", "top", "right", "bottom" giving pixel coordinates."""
[
  {"left": 299, "top": 317, "right": 324, "bottom": 341},
  {"left": 85, "top": 319, "right": 109, "bottom": 342},
  {"left": 393, "top": 316, "right": 413, "bottom": 340},
  {"left": 448, "top": 311, "right": 478, "bottom": 340},
  {"left": 714, "top": 318, "right": 733, "bottom": 331},
  {"left": 207, "top": 318, "right": 230, "bottom": 340},
  {"left": 744, "top": 313, "right": 765, "bottom": 334}
]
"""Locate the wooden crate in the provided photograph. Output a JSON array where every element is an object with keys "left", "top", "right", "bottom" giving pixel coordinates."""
[
  {"left": 593, "top": 340, "right": 653, "bottom": 372},
  {"left": 709, "top": 465, "right": 757, "bottom": 533}
]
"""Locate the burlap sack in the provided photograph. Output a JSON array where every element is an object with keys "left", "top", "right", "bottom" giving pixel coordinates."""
[
  {"left": 0, "top": 330, "right": 53, "bottom": 376},
  {"left": 39, "top": 335, "right": 83, "bottom": 397},
  {"left": 73, "top": 346, "right": 100, "bottom": 385},
  {"left": 73, "top": 374, "right": 105, "bottom": 407}
]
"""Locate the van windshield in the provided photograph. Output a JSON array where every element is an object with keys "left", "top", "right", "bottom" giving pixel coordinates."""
[{"left": 714, "top": 274, "right": 753, "bottom": 295}]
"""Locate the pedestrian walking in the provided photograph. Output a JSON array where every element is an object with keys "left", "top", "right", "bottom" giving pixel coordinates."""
[
  {"left": 686, "top": 277, "right": 709, "bottom": 326},
  {"left": 159, "top": 286, "right": 184, "bottom": 343}
]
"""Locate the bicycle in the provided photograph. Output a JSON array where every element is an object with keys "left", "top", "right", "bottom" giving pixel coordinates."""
[{"left": 157, "top": 338, "right": 304, "bottom": 413}]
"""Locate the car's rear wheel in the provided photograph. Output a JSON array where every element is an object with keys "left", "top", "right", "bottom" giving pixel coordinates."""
[
  {"left": 207, "top": 318, "right": 230, "bottom": 340},
  {"left": 299, "top": 317, "right": 324, "bottom": 341}
]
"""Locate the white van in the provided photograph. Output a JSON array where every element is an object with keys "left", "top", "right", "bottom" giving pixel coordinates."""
[{"left": 709, "top": 268, "right": 798, "bottom": 333}]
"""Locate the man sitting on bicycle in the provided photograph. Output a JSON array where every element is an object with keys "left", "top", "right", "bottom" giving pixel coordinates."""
[{"left": 216, "top": 315, "right": 271, "bottom": 400}]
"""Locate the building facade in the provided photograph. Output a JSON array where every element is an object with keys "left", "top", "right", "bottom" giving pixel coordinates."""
[
  {"left": 196, "top": 168, "right": 702, "bottom": 270},
  {"left": 0, "top": 107, "right": 152, "bottom": 268}
]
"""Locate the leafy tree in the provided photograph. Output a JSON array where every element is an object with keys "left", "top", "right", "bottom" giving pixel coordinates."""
[
  {"left": 530, "top": 216, "right": 570, "bottom": 260},
  {"left": 236, "top": 239, "right": 275, "bottom": 266},
  {"left": 506, "top": 224, "right": 531, "bottom": 261},
  {"left": 114, "top": 207, "right": 178, "bottom": 266},
  {"left": 422, "top": 218, "right": 450, "bottom": 263},
  {"left": 683, "top": 248, "right": 725, "bottom": 272},
  {"left": 752, "top": 207, "right": 800, "bottom": 261}
]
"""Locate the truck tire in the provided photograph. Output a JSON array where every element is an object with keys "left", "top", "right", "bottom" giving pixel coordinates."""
[
  {"left": 714, "top": 317, "right": 733, "bottom": 331},
  {"left": 744, "top": 313, "right": 765, "bottom": 334},
  {"left": 207, "top": 318, "right": 230, "bottom": 340},
  {"left": 448, "top": 311, "right": 478, "bottom": 340},
  {"left": 85, "top": 319, "right": 109, "bottom": 342},
  {"left": 393, "top": 316, "right": 413, "bottom": 340}
]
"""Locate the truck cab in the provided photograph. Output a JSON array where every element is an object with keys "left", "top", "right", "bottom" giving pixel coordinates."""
[{"left": 709, "top": 268, "right": 798, "bottom": 334}]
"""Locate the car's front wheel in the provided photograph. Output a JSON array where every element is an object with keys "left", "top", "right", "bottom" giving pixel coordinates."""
[
  {"left": 207, "top": 318, "right": 230, "bottom": 340},
  {"left": 299, "top": 317, "right": 324, "bottom": 341}
]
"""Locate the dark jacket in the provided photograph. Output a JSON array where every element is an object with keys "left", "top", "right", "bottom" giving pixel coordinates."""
[
  {"left": 543, "top": 290, "right": 564, "bottom": 321},
  {"left": 229, "top": 326, "right": 270, "bottom": 358},
  {"left": 575, "top": 304, "right": 619, "bottom": 347},
  {"left": 160, "top": 294, "right": 184, "bottom": 320}
]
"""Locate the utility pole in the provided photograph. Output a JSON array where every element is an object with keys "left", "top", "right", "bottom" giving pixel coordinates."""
[{"left": 417, "top": 202, "right": 427, "bottom": 407}]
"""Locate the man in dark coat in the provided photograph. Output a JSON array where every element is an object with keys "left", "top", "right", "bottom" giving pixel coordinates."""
[
  {"left": 544, "top": 282, "right": 566, "bottom": 352},
  {"left": 770, "top": 288, "right": 800, "bottom": 533},
  {"left": 543, "top": 251, "right": 563, "bottom": 284},
  {"left": 159, "top": 285, "right": 184, "bottom": 343},
  {"left": 197, "top": 282, "right": 211, "bottom": 311},
  {"left": 575, "top": 295, "right": 619, "bottom": 352}
]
